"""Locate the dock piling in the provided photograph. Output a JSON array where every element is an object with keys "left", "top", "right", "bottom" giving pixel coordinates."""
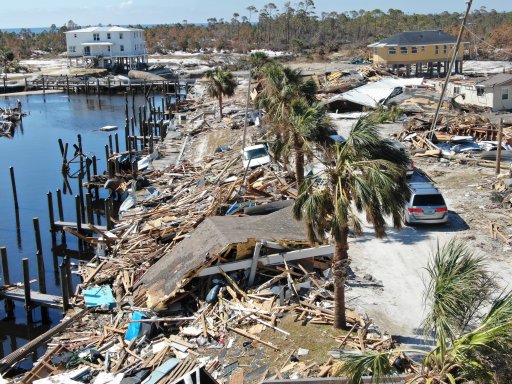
[
  {"left": 22, "top": 258, "right": 33, "bottom": 323},
  {"left": 1, "top": 247, "right": 14, "bottom": 318},
  {"left": 9, "top": 166, "right": 19, "bottom": 211}
]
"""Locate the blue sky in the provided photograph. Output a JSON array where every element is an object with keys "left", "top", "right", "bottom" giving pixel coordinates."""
[{"left": 1, "top": 0, "right": 509, "bottom": 29}]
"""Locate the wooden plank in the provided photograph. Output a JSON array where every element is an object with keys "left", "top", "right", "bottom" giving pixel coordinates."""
[
  {"left": 197, "top": 245, "right": 333, "bottom": 277},
  {"left": 54, "top": 221, "right": 107, "bottom": 232},
  {"left": 0, "top": 288, "right": 63, "bottom": 309}
]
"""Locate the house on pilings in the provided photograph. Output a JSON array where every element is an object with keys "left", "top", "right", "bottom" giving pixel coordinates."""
[{"left": 368, "top": 30, "right": 465, "bottom": 77}]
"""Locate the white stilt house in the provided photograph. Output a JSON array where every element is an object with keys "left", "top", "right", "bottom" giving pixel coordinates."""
[{"left": 65, "top": 26, "right": 147, "bottom": 69}]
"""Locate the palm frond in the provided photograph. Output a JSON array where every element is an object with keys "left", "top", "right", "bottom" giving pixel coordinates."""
[
  {"left": 422, "top": 239, "right": 495, "bottom": 343},
  {"left": 332, "top": 351, "right": 399, "bottom": 383}
]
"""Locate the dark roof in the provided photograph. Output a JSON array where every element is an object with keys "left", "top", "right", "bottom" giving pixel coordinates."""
[
  {"left": 141, "top": 206, "right": 307, "bottom": 307},
  {"left": 370, "top": 30, "right": 457, "bottom": 47},
  {"left": 476, "top": 73, "right": 512, "bottom": 87}
]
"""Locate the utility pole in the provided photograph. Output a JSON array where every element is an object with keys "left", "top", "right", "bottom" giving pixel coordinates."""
[
  {"left": 242, "top": 66, "right": 252, "bottom": 151},
  {"left": 428, "top": 0, "right": 473, "bottom": 140},
  {"left": 496, "top": 118, "right": 503, "bottom": 175}
]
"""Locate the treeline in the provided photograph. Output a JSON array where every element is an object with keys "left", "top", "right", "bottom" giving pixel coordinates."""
[{"left": 1, "top": 3, "right": 512, "bottom": 68}]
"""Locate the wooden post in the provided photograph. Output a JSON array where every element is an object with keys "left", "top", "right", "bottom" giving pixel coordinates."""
[
  {"left": 86, "top": 193, "right": 94, "bottom": 225},
  {"left": 78, "top": 173, "right": 85, "bottom": 217},
  {"left": 496, "top": 118, "right": 503, "bottom": 175},
  {"left": 105, "top": 197, "right": 112, "bottom": 230},
  {"left": 22, "top": 258, "right": 33, "bottom": 323},
  {"left": 248, "top": 241, "right": 262, "bottom": 287},
  {"left": 1, "top": 247, "right": 14, "bottom": 317},
  {"left": 107, "top": 77, "right": 111, "bottom": 95},
  {"left": 114, "top": 133, "right": 120, "bottom": 154},
  {"left": 77, "top": 134, "right": 84, "bottom": 175},
  {"left": 56, "top": 189, "right": 64, "bottom": 221},
  {"left": 9, "top": 166, "right": 19, "bottom": 210},
  {"left": 66, "top": 75, "right": 70, "bottom": 94},
  {"left": 104, "top": 144, "right": 110, "bottom": 173},
  {"left": 64, "top": 256, "right": 72, "bottom": 297},
  {"left": 131, "top": 90, "right": 136, "bottom": 125},
  {"left": 46, "top": 192, "right": 57, "bottom": 246},
  {"left": 85, "top": 157, "right": 91, "bottom": 184},
  {"left": 133, "top": 135, "right": 138, "bottom": 152},
  {"left": 33, "top": 218, "right": 46, "bottom": 292},
  {"left": 125, "top": 92, "right": 129, "bottom": 122},
  {"left": 131, "top": 116, "right": 135, "bottom": 137},
  {"left": 75, "top": 195, "right": 83, "bottom": 251},
  {"left": 59, "top": 262, "right": 69, "bottom": 313},
  {"left": 42, "top": 76, "right": 45, "bottom": 95},
  {"left": 108, "top": 135, "right": 113, "bottom": 156},
  {"left": 125, "top": 119, "right": 130, "bottom": 151}
]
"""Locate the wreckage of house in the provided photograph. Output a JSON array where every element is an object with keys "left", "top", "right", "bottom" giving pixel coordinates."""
[
  {"left": 444, "top": 73, "right": 512, "bottom": 111},
  {"left": 368, "top": 30, "right": 464, "bottom": 77}
]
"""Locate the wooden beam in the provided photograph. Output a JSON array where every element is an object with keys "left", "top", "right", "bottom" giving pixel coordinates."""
[{"left": 197, "top": 245, "right": 333, "bottom": 277}]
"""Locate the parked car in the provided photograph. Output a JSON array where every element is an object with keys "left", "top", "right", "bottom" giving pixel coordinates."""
[
  {"left": 242, "top": 143, "right": 272, "bottom": 169},
  {"left": 404, "top": 182, "right": 448, "bottom": 225}
]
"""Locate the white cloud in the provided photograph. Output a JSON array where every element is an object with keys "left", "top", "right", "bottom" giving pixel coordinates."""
[{"left": 119, "top": 0, "right": 133, "bottom": 9}]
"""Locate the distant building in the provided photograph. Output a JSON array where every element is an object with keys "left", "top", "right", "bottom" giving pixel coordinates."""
[
  {"left": 65, "top": 26, "right": 147, "bottom": 70},
  {"left": 444, "top": 73, "right": 512, "bottom": 111},
  {"left": 368, "top": 30, "right": 464, "bottom": 77}
]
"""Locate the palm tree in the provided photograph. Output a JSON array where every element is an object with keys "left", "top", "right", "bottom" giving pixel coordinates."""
[
  {"left": 256, "top": 62, "right": 317, "bottom": 182},
  {"left": 334, "top": 239, "right": 512, "bottom": 383},
  {"left": 289, "top": 99, "right": 333, "bottom": 187},
  {"left": 293, "top": 115, "right": 411, "bottom": 329},
  {"left": 248, "top": 51, "right": 271, "bottom": 80},
  {"left": 205, "top": 68, "right": 237, "bottom": 119}
]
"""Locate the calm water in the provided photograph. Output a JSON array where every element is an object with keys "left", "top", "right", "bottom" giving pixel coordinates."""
[{"left": 0, "top": 92, "right": 156, "bottom": 366}]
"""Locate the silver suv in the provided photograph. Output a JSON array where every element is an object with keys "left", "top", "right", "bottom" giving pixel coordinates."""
[{"left": 405, "top": 182, "right": 448, "bottom": 225}]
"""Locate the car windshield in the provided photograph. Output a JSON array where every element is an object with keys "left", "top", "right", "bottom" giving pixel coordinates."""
[
  {"left": 412, "top": 194, "right": 446, "bottom": 206},
  {"left": 244, "top": 147, "right": 268, "bottom": 160}
]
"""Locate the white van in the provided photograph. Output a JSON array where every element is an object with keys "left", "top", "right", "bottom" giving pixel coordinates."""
[
  {"left": 242, "top": 144, "right": 272, "bottom": 169},
  {"left": 404, "top": 182, "right": 448, "bottom": 225}
]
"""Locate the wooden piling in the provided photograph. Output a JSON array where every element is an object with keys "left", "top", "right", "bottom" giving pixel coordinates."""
[
  {"left": 114, "top": 133, "right": 119, "bottom": 154},
  {"left": 78, "top": 173, "right": 85, "bottom": 217},
  {"left": 56, "top": 189, "right": 64, "bottom": 222},
  {"left": 125, "top": 119, "right": 130, "bottom": 151},
  {"left": 1, "top": 247, "right": 14, "bottom": 317},
  {"left": 66, "top": 75, "right": 70, "bottom": 94},
  {"left": 32, "top": 218, "right": 46, "bottom": 292},
  {"left": 85, "top": 157, "right": 92, "bottom": 184},
  {"left": 75, "top": 195, "right": 83, "bottom": 251},
  {"left": 59, "top": 263, "right": 69, "bottom": 313},
  {"left": 77, "top": 134, "right": 84, "bottom": 175},
  {"left": 22, "top": 258, "right": 33, "bottom": 323},
  {"left": 64, "top": 256, "right": 72, "bottom": 297},
  {"left": 9, "top": 166, "right": 19, "bottom": 211},
  {"left": 130, "top": 116, "right": 135, "bottom": 137},
  {"left": 42, "top": 76, "right": 45, "bottom": 95},
  {"left": 86, "top": 193, "right": 94, "bottom": 225},
  {"left": 105, "top": 198, "right": 112, "bottom": 230},
  {"left": 104, "top": 144, "right": 110, "bottom": 173},
  {"left": 108, "top": 135, "right": 113, "bottom": 156}
]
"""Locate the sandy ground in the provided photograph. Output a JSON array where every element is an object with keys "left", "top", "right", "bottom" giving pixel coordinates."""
[{"left": 344, "top": 158, "right": 512, "bottom": 344}]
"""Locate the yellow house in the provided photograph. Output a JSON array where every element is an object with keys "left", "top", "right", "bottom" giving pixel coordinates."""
[{"left": 368, "top": 30, "right": 464, "bottom": 77}]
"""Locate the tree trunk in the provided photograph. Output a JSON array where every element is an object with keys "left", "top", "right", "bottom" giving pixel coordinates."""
[
  {"left": 218, "top": 92, "right": 223, "bottom": 119},
  {"left": 333, "top": 227, "right": 349, "bottom": 329},
  {"left": 293, "top": 132, "right": 305, "bottom": 187}
]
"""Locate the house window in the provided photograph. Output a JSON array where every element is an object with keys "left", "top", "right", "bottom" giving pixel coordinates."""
[
  {"left": 107, "top": 33, "right": 111, "bottom": 39},
  {"left": 453, "top": 86, "right": 460, "bottom": 94},
  {"left": 68, "top": 46, "right": 76, "bottom": 53},
  {"left": 503, "top": 87, "right": 509, "bottom": 100},
  {"left": 107, "top": 46, "right": 111, "bottom": 52},
  {"left": 400, "top": 47, "right": 408, "bottom": 54},
  {"left": 388, "top": 47, "right": 396, "bottom": 55},
  {"left": 93, "top": 33, "right": 99, "bottom": 41},
  {"left": 74, "top": 33, "right": 77, "bottom": 38},
  {"left": 435, "top": 45, "right": 439, "bottom": 54},
  {"left": 443, "top": 45, "right": 447, "bottom": 54},
  {"left": 411, "top": 46, "right": 418, "bottom": 54},
  {"left": 119, "top": 33, "right": 123, "bottom": 39},
  {"left": 373, "top": 48, "right": 378, "bottom": 54},
  {"left": 476, "top": 87, "right": 484, "bottom": 96},
  {"left": 422, "top": 46, "right": 425, "bottom": 53},
  {"left": 120, "top": 45, "right": 125, "bottom": 52}
]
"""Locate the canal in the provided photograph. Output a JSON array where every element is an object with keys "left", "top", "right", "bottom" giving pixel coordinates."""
[{"left": 0, "top": 92, "right": 158, "bottom": 367}]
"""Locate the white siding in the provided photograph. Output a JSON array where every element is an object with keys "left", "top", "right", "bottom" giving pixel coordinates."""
[{"left": 493, "top": 86, "right": 512, "bottom": 111}]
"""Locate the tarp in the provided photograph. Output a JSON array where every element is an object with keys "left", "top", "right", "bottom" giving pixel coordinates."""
[{"left": 327, "top": 78, "right": 424, "bottom": 109}]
